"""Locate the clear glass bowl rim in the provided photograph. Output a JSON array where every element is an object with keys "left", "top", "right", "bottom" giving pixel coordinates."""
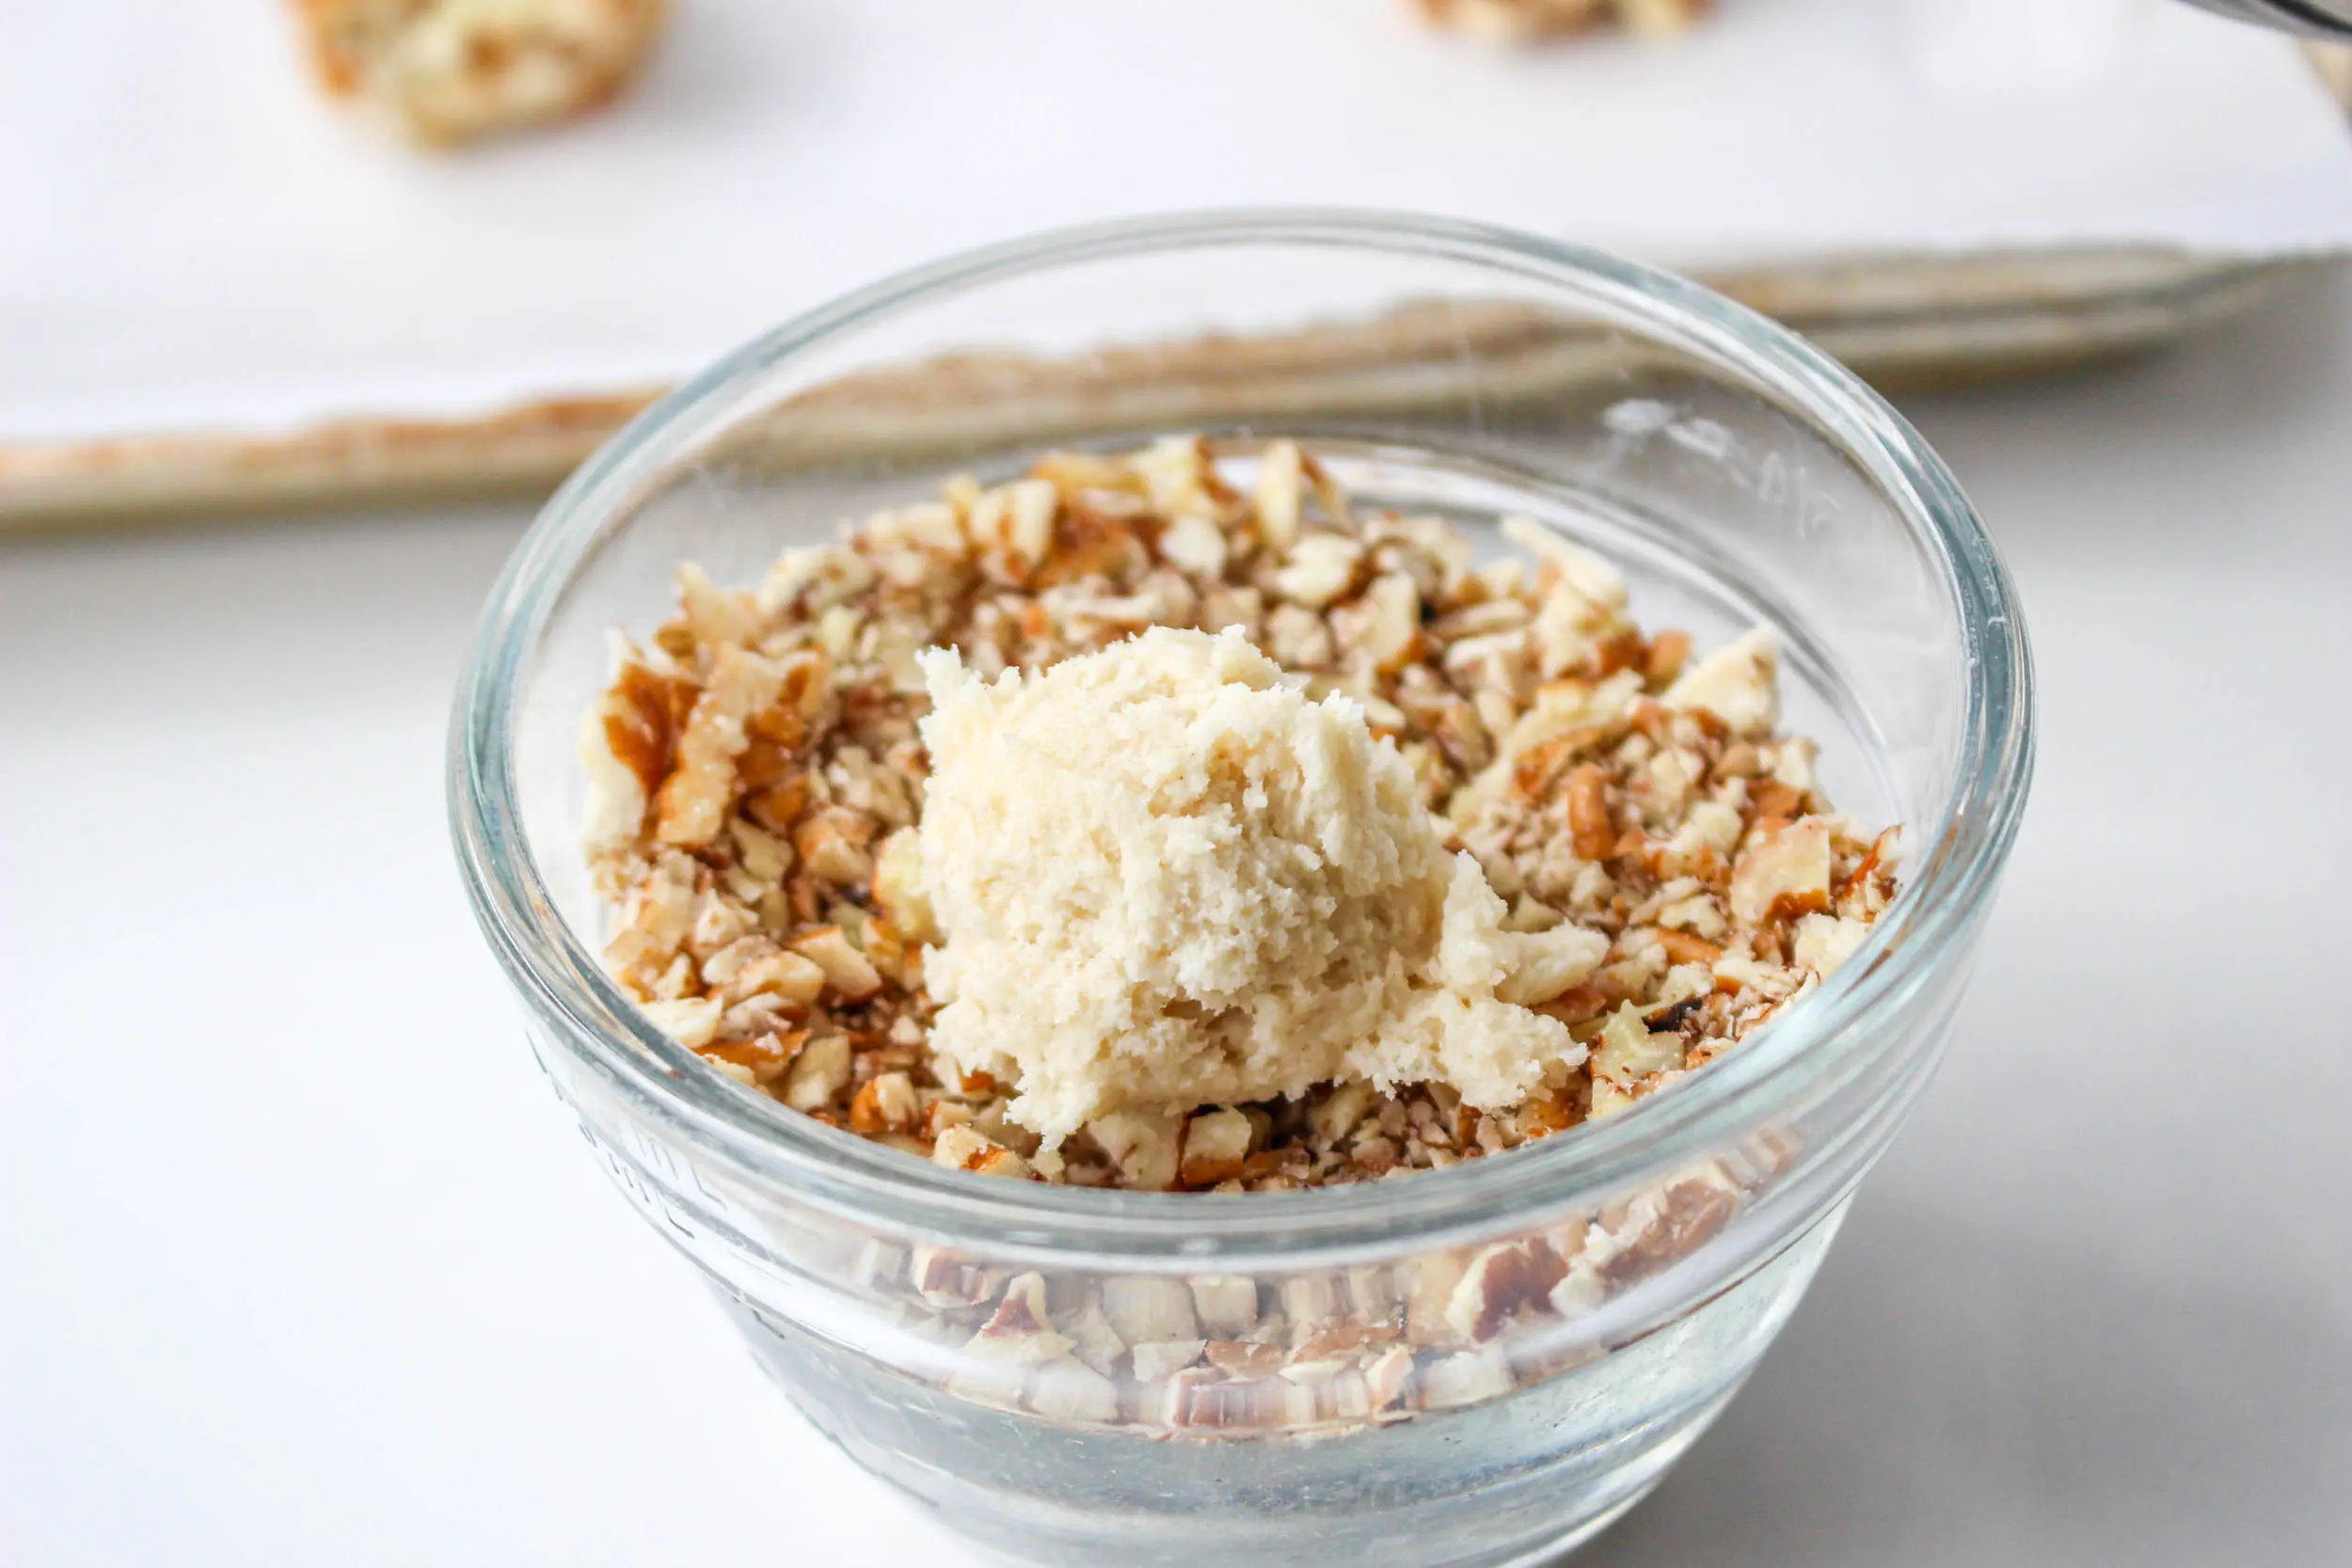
[{"left": 448, "top": 208, "right": 2034, "bottom": 1265}]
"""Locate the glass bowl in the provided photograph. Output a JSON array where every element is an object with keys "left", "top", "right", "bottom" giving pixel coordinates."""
[{"left": 449, "top": 211, "right": 2032, "bottom": 1568}]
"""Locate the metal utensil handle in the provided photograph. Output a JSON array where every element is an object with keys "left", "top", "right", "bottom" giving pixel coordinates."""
[{"left": 2180, "top": 0, "right": 2352, "bottom": 38}]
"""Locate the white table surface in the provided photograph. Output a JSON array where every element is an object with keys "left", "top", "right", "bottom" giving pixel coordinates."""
[{"left": 6, "top": 266, "right": 2350, "bottom": 1566}]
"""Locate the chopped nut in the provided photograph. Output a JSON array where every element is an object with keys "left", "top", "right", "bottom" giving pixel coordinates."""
[
  {"left": 1135, "top": 436, "right": 1222, "bottom": 521},
  {"left": 1312, "top": 1081, "right": 1375, "bottom": 1145},
  {"left": 1490, "top": 920, "right": 1611, "bottom": 1006},
  {"left": 1444, "top": 1242, "right": 1568, "bottom": 1342},
  {"left": 920, "top": 1095, "right": 977, "bottom": 1140},
  {"left": 931, "top": 1125, "right": 1034, "bottom": 1180},
  {"left": 695, "top": 1028, "right": 803, "bottom": 1086},
  {"left": 793, "top": 808, "right": 874, "bottom": 886},
  {"left": 1205, "top": 1340, "right": 1286, "bottom": 1378},
  {"left": 1189, "top": 1275, "right": 1259, "bottom": 1338},
  {"left": 849, "top": 1070, "right": 920, "bottom": 1134},
  {"left": 1158, "top": 512, "right": 1230, "bottom": 578},
  {"left": 909, "top": 1245, "right": 995, "bottom": 1307},
  {"left": 1645, "top": 629, "right": 1692, "bottom": 688},
  {"left": 1025, "top": 1357, "right": 1120, "bottom": 1423},
  {"left": 1362, "top": 1344, "right": 1417, "bottom": 1411},
  {"left": 1265, "top": 602, "right": 1336, "bottom": 668},
  {"left": 867, "top": 499, "right": 966, "bottom": 560},
  {"left": 723, "top": 946, "right": 825, "bottom": 1009},
  {"left": 1730, "top": 818, "right": 1833, "bottom": 926},
  {"left": 675, "top": 562, "right": 756, "bottom": 647},
  {"left": 1175, "top": 1375, "right": 1315, "bottom": 1432},
  {"left": 1257, "top": 438, "right": 1305, "bottom": 551},
  {"left": 967, "top": 1275, "right": 1072, "bottom": 1366},
  {"left": 1501, "top": 516, "right": 1628, "bottom": 610},
  {"left": 1276, "top": 1282, "right": 1346, "bottom": 1339},
  {"left": 1565, "top": 764, "right": 1616, "bottom": 861},
  {"left": 1549, "top": 1259, "right": 1606, "bottom": 1319},
  {"left": 1590, "top": 1002, "right": 1682, "bottom": 1090},
  {"left": 654, "top": 645, "right": 788, "bottom": 848},
  {"left": 1418, "top": 1346, "right": 1516, "bottom": 1410},
  {"left": 1664, "top": 626, "right": 1778, "bottom": 736},
  {"left": 782, "top": 1034, "right": 852, "bottom": 1112},
  {"left": 1181, "top": 1107, "right": 1257, "bottom": 1186},
  {"left": 1272, "top": 534, "right": 1364, "bottom": 609},
  {"left": 579, "top": 657, "right": 673, "bottom": 854},
  {"left": 1303, "top": 1370, "right": 1370, "bottom": 1426},
  {"left": 1711, "top": 950, "right": 1799, "bottom": 997},
  {"left": 1061, "top": 1295, "right": 1129, "bottom": 1379},
  {"left": 1593, "top": 1174, "right": 1739, "bottom": 1288},
  {"left": 1792, "top": 911, "right": 1870, "bottom": 976},
  {"left": 788, "top": 926, "right": 884, "bottom": 1002},
  {"left": 1352, "top": 573, "right": 1423, "bottom": 671},
  {"left": 1087, "top": 1109, "right": 1183, "bottom": 1191},
  {"left": 968, "top": 1144, "right": 1039, "bottom": 1181},
  {"left": 969, "top": 479, "right": 1058, "bottom": 568},
  {"left": 1406, "top": 1251, "right": 1467, "bottom": 1346},
  {"left": 1143, "top": 1364, "right": 1220, "bottom": 1428},
  {"left": 638, "top": 995, "right": 722, "bottom": 1050},
  {"left": 870, "top": 827, "right": 935, "bottom": 943},
  {"left": 1654, "top": 927, "right": 1724, "bottom": 966},
  {"left": 1102, "top": 1277, "right": 1200, "bottom": 1346},
  {"left": 1771, "top": 736, "right": 1819, "bottom": 791},
  {"left": 1129, "top": 1338, "right": 1207, "bottom": 1382}
]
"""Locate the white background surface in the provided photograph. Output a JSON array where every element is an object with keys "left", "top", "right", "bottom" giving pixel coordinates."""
[
  {"left": 8, "top": 0, "right": 2352, "bottom": 439},
  {"left": 8, "top": 261, "right": 2351, "bottom": 1568},
  {"left": 6, "top": 1, "right": 2352, "bottom": 1563}
]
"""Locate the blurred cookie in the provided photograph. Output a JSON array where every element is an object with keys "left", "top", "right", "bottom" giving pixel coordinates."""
[
  {"left": 294, "top": 0, "right": 668, "bottom": 147},
  {"left": 1413, "top": 0, "right": 1711, "bottom": 43}
]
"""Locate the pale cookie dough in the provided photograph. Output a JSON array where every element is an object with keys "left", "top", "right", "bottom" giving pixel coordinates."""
[{"left": 915, "top": 627, "right": 1604, "bottom": 1144}]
